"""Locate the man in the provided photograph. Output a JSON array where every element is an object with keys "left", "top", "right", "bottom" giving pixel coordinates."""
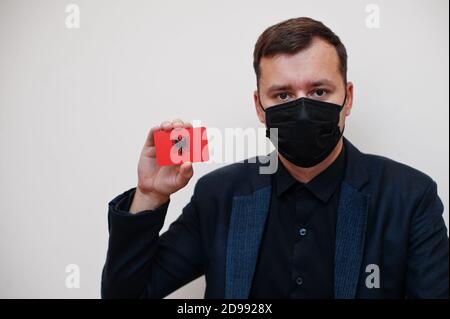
[{"left": 101, "top": 17, "right": 449, "bottom": 299}]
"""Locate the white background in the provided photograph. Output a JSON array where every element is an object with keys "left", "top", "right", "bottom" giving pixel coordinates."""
[{"left": 0, "top": 0, "right": 448, "bottom": 298}]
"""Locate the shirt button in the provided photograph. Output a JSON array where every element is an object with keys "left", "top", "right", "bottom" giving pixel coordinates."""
[
  {"left": 299, "top": 228, "right": 307, "bottom": 236},
  {"left": 296, "top": 276, "right": 303, "bottom": 286}
]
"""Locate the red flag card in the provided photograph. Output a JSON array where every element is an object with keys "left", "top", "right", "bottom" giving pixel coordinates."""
[{"left": 153, "top": 127, "right": 209, "bottom": 166}]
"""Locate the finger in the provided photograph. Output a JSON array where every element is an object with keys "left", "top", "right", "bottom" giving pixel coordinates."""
[
  {"left": 161, "top": 120, "right": 173, "bottom": 131},
  {"left": 142, "top": 146, "right": 156, "bottom": 158},
  {"left": 148, "top": 146, "right": 156, "bottom": 157},
  {"left": 144, "top": 126, "right": 160, "bottom": 147},
  {"left": 176, "top": 162, "right": 193, "bottom": 187},
  {"left": 172, "top": 119, "right": 191, "bottom": 136},
  {"left": 172, "top": 118, "right": 184, "bottom": 128}
]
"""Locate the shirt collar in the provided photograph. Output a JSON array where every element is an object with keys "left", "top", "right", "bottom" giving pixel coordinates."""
[{"left": 274, "top": 144, "right": 347, "bottom": 203}]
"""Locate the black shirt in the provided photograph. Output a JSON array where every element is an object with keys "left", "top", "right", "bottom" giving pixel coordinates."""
[{"left": 249, "top": 145, "right": 346, "bottom": 299}]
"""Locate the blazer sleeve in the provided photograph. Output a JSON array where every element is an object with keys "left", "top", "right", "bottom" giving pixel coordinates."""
[
  {"left": 101, "top": 186, "right": 205, "bottom": 299},
  {"left": 406, "top": 180, "right": 449, "bottom": 299}
]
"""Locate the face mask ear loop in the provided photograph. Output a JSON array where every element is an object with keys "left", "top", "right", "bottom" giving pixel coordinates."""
[
  {"left": 257, "top": 90, "right": 272, "bottom": 138},
  {"left": 341, "top": 88, "right": 348, "bottom": 109},
  {"left": 257, "top": 90, "right": 267, "bottom": 113},
  {"left": 339, "top": 86, "right": 348, "bottom": 137}
]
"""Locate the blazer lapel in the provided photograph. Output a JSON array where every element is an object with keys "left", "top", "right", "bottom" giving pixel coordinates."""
[
  {"left": 225, "top": 186, "right": 272, "bottom": 299},
  {"left": 334, "top": 182, "right": 369, "bottom": 298},
  {"left": 334, "top": 138, "right": 371, "bottom": 299}
]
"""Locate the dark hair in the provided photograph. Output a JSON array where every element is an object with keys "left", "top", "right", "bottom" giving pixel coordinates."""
[{"left": 253, "top": 17, "right": 348, "bottom": 87}]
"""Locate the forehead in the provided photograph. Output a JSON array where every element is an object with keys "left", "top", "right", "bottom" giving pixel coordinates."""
[{"left": 259, "top": 38, "right": 342, "bottom": 89}]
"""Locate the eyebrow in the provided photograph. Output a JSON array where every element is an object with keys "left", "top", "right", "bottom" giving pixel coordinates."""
[
  {"left": 266, "top": 79, "right": 336, "bottom": 94},
  {"left": 310, "top": 79, "right": 336, "bottom": 89},
  {"left": 266, "top": 84, "right": 293, "bottom": 94}
]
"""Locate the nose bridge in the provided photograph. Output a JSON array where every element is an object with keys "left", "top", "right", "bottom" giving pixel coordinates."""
[
  {"left": 298, "top": 98, "right": 308, "bottom": 117},
  {"left": 294, "top": 87, "right": 308, "bottom": 99}
]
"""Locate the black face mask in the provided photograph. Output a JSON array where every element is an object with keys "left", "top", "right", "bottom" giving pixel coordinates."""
[{"left": 260, "top": 92, "right": 346, "bottom": 168}]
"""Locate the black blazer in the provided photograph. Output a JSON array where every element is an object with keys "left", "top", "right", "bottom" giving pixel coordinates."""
[{"left": 102, "top": 138, "right": 449, "bottom": 299}]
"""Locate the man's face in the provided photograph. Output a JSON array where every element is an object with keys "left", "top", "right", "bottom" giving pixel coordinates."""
[{"left": 254, "top": 37, "right": 353, "bottom": 131}]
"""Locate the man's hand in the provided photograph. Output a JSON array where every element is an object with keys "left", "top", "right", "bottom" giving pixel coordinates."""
[{"left": 129, "top": 119, "right": 194, "bottom": 214}]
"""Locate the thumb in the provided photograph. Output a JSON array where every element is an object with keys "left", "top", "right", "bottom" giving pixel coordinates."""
[{"left": 176, "top": 162, "right": 193, "bottom": 188}]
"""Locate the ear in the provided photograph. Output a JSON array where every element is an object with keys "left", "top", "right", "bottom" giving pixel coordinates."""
[
  {"left": 254, "top": 90, "right": 266, "bottom": 124},
  {"left": 344, "top": 82, "right": 354, "bottom": 116}
]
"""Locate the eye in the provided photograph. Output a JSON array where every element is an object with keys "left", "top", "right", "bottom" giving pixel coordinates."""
[
  {"left": 311, "top": 89, "right": 327, "bottom": 98},
  {"left": 276, "top": 92, "right": 292, "bottom": 101}
]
